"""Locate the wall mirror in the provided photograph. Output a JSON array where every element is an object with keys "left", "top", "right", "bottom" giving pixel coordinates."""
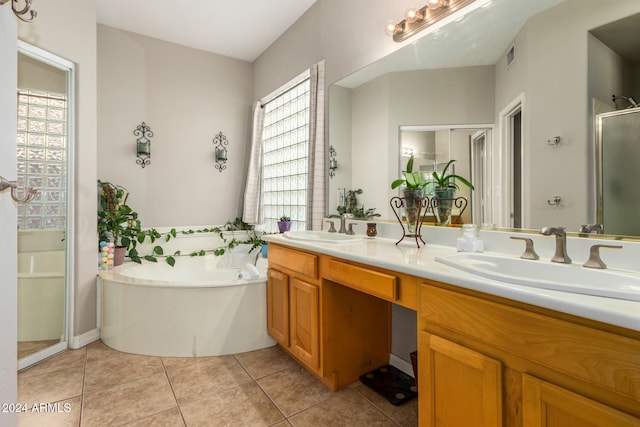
[
  {"left": 17, "top": 41, "right": 75, "bottom": 370},
  {"left": 328, "top": 0, "right": 640, "bottom": 238}
]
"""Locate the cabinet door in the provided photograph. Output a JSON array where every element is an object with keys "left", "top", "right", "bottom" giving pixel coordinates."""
[
  {"left": 419, "top": 331, "right": 502, "bottom": 427},
  {"left": 290, "top": 278, "right": 319, "bottom": 370},
  {"left": 523, "top": 374, "right": 640, "bottom": 427},
  {"left": 267, "top": 268, "right": 289, "bottom": 346}
]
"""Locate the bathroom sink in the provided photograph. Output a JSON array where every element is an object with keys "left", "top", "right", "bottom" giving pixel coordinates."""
[
  {"left": 283, "top": 230, "right": 362, "bottom": 244},
  {"left": 435, "top": 252, "right": 640, "bottom": 301}
]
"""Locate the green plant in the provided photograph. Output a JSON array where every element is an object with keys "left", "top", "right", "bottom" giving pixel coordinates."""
[
  {"left": 279, "top": 215, "right": 291, "bottom": 222},
  {"left": 97, "top": 180, "right": 141, "bottom": 250},
  {"left": 429, "top": 159, "right": 474, "bottom": 191},
  {"left": 351, "top": 206, "right": 381, "bottom": 219},
  {"left": 391, "top": 155, "right": 429, "bottom": 190}
]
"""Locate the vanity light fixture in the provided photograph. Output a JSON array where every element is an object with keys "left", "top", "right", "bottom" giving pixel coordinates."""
[
  {"left": 0, "top": 0, "right": 37, "bottom": 22},
  {"left": 135, "top": 122, "right": 153, "bottom": 169},
  {"left": 386, "top": 0, "right": 477, "bottom": 42},
  {"left": 212, "top": 131, "right": 229, "bottom": 173},
  {"left": 329, "top": 145, "right": 338, "bottom": 178}
]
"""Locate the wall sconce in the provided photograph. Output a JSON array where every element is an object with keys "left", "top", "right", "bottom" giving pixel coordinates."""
[
  {"left": 0, "top": 0, "right": 37, "bottom": 22},
  {"left": 386, "top": 0, "right": 475, "bottom": 42},
  {"left": 134, "top": 122, "right": 153, "bottom": 168},
  {"left": 329, "top": 145, "right": 338, "bottom": 178},
  {"left": 212, "top": 131, "right": 229, "bottom": 173}
]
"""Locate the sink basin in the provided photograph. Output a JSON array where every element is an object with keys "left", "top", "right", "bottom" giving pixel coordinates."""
[
  {"left": 435, "top": 252, "right": 640, "bottom": 301},
  {"left": 283, "top": 230, "right": 363, "bottom": 244}
]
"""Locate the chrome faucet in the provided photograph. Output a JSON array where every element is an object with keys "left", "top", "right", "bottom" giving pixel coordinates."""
[
  {"left": 579, "top": 223, "right": 603, "bottom": 234},
  {"left": 540, "top": 226, "right": 571, "bottom": 264},
  {"left": 328, "top": 214, "right": 347, "bottom": 234}
]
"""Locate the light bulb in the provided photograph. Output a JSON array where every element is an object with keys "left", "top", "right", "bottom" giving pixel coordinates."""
[
  {"left": 427, "top": 0, "right": 448, "bottom": 10},
  {"left": 385, "top": 20, "right": 401, "bottom": 36},
  {"left": 405, "top": 8, "right": 423, "bottom": 24}
]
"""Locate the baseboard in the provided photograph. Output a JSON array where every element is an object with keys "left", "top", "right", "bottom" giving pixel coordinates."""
[
  {"left": 389, "top": 353, "right": 415, "bottom": 378},
  {"left": 70, "top": 328, "right": 100, "bottom": 349}
]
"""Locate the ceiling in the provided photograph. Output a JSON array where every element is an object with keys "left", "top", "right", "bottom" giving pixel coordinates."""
[{"left": 96, "top": 0, "right": 317, "bottom": 62}]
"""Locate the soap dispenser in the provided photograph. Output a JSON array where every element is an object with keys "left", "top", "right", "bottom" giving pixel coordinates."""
[{"left": 457, "top": 224, "right": 484, "bottom": 252}]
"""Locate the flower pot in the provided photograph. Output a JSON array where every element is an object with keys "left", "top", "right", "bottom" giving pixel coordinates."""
[
  {"left": 434, "top": 187, "right": 455, "bottom": 226},
  {"left": 403, "top": 188, "right": 424, "bottom": 234},
  {"left": 277, "top": 221, "right": 292, "bottom": 233},
  {"left": 113, "top": 246, "right": 127, "bottom": 266}
]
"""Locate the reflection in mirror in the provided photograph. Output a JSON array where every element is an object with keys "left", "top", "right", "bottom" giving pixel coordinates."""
[
  {"left": 328, "top": 0, "right": 640, "bottom": 238},
  {"left": 399, "top": 126, "right": 492, "bottom": 225},
  {"left": 17, "top": 41, "right": 74, "bottom": 369}
]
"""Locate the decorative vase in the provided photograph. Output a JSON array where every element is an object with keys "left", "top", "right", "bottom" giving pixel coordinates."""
[
  {"left": 366, "top": 222, "right": 378, "bottom": 237},
  {"left": 403, "top": 188, "right": 424, "bottom": 234},
  {"left": 277, "top": 221, "right": 292, "bottom": 233},
  {"left": 434, "top": 187, "right": 455, "bottom": 226}
]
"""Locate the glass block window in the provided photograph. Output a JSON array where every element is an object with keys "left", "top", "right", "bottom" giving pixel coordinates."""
[
  {"left": 16, "top": 90, "right": 67, "bottom": 230},
  {"left": 262, "top": 78, "right": 310, "bottom": 233}
]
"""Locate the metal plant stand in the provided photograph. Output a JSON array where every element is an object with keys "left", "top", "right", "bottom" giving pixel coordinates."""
[{"left": 390, "top": 195, "right": 430, "bottom": 247}]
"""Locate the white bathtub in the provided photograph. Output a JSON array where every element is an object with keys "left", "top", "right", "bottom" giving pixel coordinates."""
[
  {"left": 98, "top": 255, "right": 276, "bottom": 357},
  {"left": 18, "top": 250, "right": 66, "bottom": 342}
]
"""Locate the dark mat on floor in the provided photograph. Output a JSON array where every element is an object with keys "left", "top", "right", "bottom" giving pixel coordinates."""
[{"left": 359, "top": 364, "right": 417, "bottom": 406}]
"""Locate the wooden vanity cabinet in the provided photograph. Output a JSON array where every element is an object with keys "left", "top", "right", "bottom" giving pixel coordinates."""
[
  {"left": 267, "top": 243, "right": 395, "bottom": 390},
  {"left": 419, "top": 282, "right": 640, "bottom": 427},
  {"left": 267, "top": 244, "right": 321, "bottom": 373}
]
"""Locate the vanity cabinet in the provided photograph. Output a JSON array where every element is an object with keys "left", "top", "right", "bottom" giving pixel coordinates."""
[
  {"left": 267, "top": 244, "right": 321, "bottom": 373},
  {"left": 419, "top": 282, "right": 640, "bottom": 427}
]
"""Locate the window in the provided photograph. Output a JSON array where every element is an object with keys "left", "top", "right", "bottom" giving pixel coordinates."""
[
  {"left": 16, "top": 89, "right": 67, "bottom": 230},
  {"left": 261, "top": 77, "right": 310, "bottom": 232}
]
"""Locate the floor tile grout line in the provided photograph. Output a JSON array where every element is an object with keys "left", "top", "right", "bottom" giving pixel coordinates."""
[
  {"left": 351, "top": 385, "right": 406, "bottom": 426},
  {"left": 160, "top": 356, "right": 188, "bottom": 426}
]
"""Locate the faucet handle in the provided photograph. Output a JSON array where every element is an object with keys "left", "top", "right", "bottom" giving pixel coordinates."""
[
  {"left": 583, "top": 244, "right": 622, "bottom": 269},
  {"left": 325, "top": 220, "right": 337, "bottom": 233},
  {"left": 346, "top": 223, "right": 357, "bottom": 235},
  {"left": 510, "top": 236, "right": 539, "bottom": 260}
]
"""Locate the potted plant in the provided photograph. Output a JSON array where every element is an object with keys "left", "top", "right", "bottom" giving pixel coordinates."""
[
  {"left": 277, "top": 215, "right": 292, "bottom": 233},
  {"left": 428, "top": 159, "right": 474, "bottom": 225},
  {"left": 97, "top": 180, "right": 141, "bottom": 265},
  {"left": 391, "top": 155, "right": 429, "bottom": 233}
]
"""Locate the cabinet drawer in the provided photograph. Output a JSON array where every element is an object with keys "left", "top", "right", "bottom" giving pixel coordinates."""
[
  {"left": 324, "top": 258, "right": 398, "bottom": 301},
  {"left": 269, "top": 244, "right": 318, "bottom": 280}
]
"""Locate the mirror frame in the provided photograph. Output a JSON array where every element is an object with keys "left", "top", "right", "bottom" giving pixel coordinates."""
[{"left": 17, "top": 40, "right": 75, "bottom": 370}]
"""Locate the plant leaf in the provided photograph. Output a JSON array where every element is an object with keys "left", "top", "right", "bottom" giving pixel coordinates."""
[
  {"left": 153, "top": 245, "right": 164, "bottom": 255},
  {"left": 166, "top": 256, "right": 175, "bottom": 267},
  {"left": 144, "top": 255, "right": 158, "bottom": 263}
]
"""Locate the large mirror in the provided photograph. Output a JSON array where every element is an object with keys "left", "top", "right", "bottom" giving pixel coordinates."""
[
  {"left": 328, "top": 0, "right": 640, "bottom": 237},
  {"left": 17, "top": 41, "right": 74, "bottom": 370}
]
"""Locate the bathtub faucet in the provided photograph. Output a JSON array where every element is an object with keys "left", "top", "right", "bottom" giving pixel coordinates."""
[{"left": 327, "top": 214, "right": 347, "bottom": 234}]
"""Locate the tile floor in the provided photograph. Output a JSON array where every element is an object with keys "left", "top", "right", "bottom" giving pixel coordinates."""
[{"left": 18, "top": 340, "right": 418, "bottom": 426}]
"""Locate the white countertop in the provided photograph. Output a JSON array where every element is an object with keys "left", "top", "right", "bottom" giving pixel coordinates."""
[{"left": 265, "top": 233, "right": 640, "bottom": 333}]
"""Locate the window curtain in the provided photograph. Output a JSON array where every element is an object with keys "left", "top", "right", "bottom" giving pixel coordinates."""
[
  {"left": 242, "top": 101, "right": 265, "bottom": 224},
  {"left": 307, "top": 60, "right": 326, "bottom": 230}
]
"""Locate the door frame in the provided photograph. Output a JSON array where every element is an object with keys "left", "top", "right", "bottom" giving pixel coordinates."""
[{"left": 17, "top": 41, "right": 75, "bottom": 370}]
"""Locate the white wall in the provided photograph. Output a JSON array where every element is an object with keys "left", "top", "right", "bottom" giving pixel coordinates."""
[
  {"left": 18, "top": 0, "right": 98, "bottom": 338},
  {"left": 97, "top": 26, "right": 254, "bottom": 227},
  {"left": 0, "top": 7, "right": 18, "bottom": 425}
]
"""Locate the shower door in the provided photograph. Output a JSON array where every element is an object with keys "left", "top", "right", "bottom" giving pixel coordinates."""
[
  {"left": 596, "top": 107, "right": 640, "bottom": 237},
  {"left": 17, "top": 41, "right": 75, "bottom": 370}
]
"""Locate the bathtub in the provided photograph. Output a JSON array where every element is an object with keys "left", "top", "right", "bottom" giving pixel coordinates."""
[
  {"left": 18, "top": 250, "right": 66, "bottom": 342},
  {"left": 98, "top": 254, "right": 276, "bottom": 357}
]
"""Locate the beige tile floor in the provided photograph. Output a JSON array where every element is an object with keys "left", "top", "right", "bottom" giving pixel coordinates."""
[{"left": 18, "top": 340, "right": 418, "bottom": 426}]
